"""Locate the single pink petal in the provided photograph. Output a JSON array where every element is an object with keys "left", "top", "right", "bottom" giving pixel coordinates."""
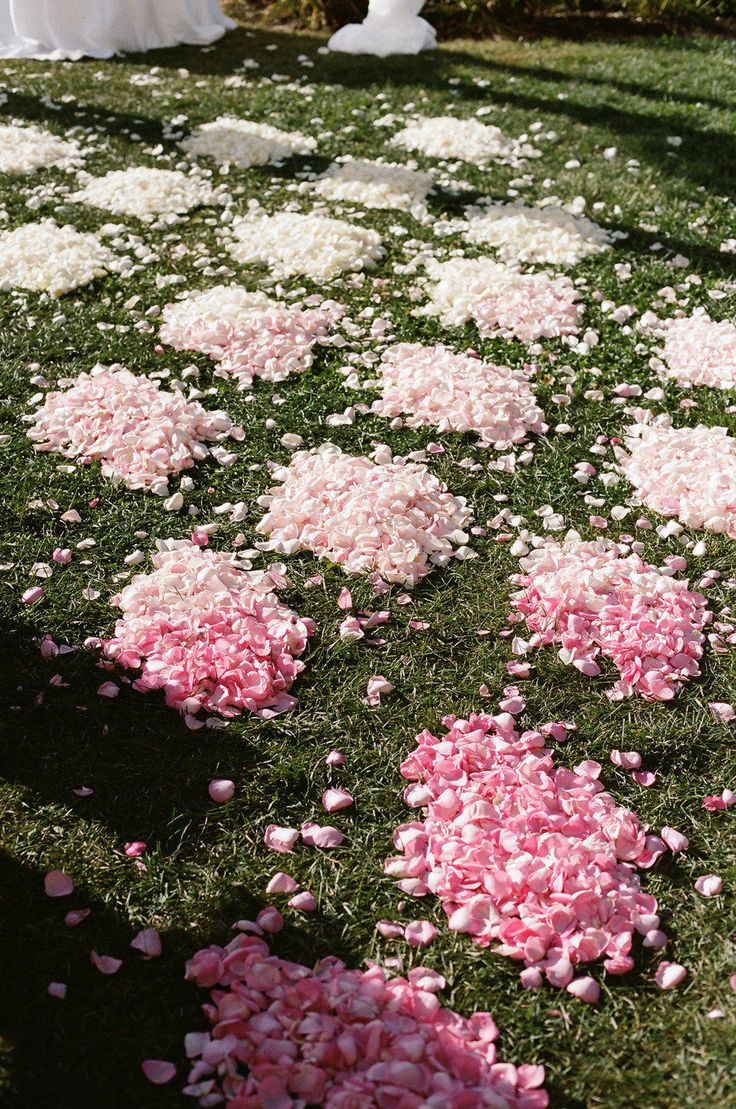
[
  {"left": 337, "top": 587, "right": 353, "bottom": 611},
  {"left": 208, "top": 779, "right": 235, "bottom": 803},
  {"left": 130, "top": 928, "right": 162, "bottom": 958},
  {"left": 64, "top": 908, "right": 90, "bottom": 927},
  {"left": 321, "top": 788, "right": 353, "bottom": 813},
  {"left": 53, "top": 548, "right": 73, "bottom": 564},
  {"left": 404, "top": 920, "right": 439, "bottom": 947},
  {"left": 47, "top": 981, "right": 67, "bottom": 999},
  {"left": 266, "top": 872, "right": 299, "bottom": 895},
  {"left": 90, "top": 951, "right": 122, "bottom": 975},
  {"left": 256, "top": 907, "right": 285, "bottom": 933},
  {"left": 376, "top": 919, "right": 405, "bottom": 939},
  {"left": 72, "top": 786, "right": 94, "bottom": 797},
  {"left": 661, "top": 826, "right": 689, "bottom": 853},
  {"left": 22, "top": 586, "right": 44, "bottom": 605},
  {"left": 288, "top": 891, "right": 316, "bottom": 911},
  {"left": 141, "top": 1060, "right": 177, "bottom": 1085},
  {"left": 44, "top": 870, "right": 74, "bottom": 897},
  {"left": 300, "top": 822, "right": 344, "bottom": 849},
  {"left": 729, "top": 974, "right": 736, "bottom": 992},
  {"left": 566, "top": 977, "right": 600, "bottom": 1004},
  {"left": 654, "top": 962, "right": 687, "bottom": 990},
  {"left": 632, "top": 770, "right": 656, "bottom": 787},
  {"left": 97, "top": 681, "right": 119, "bottom": 698},
  {"left": 325, "top": 750, "right": 345, "bottom": 767},
  {"left": 124, "top": 842, "right": 146, "bottom": 857},
  {"left": 694, "top": 874, "right": 723, "bottom": 897},
  {"left": 520, "top": 967, "right": 543, "bottom": 989},
  {"left": 610, "top": 749, "right": 642, "bottom": 769},
  {"left": 708, "top": 702, "right": 735, "bottom": 723},
  {"left": 264, "top": 824, "right": 300, "bottom": 853}
]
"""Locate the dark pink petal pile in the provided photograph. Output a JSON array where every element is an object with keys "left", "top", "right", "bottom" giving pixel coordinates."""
[
  {"left": 509, "top": 535, "right": 711, "bottom": 700},
  {"left": 183, "top": 931, "right": 548, "bottom": 1107},
  {"left": 103, "top": 540, "right": 314, "bottom": 720},
  {"left": 257, "top": 443, "right": 473, "bottom": 586},
  {"left": 26, "top": 364, "right": 236, "bottom": 494},
  {"left": 659, "top": 314, "right": 736, "bottom": 390},
  {"left": 159, "top": 285, "right": 343, "bottom": 388},
  {"left": 386, "top": 707, "right": 666, "bottom": 986},
  {"left": 617, "top": 416, "right": 736, "bottom": 537},
  {"left": 372, "top": 343, "right": 547, "bottom": 448}
]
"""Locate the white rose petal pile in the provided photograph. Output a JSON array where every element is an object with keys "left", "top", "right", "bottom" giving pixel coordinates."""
[
  {"left": 311, "top": 157, "right": 434, "bottom": 213},
  {"left": 228, "top": 209, "right": 385, "bottom": 278},
  {"left": 392, "top": 115, "right": 540, "bottom": 165},
  {"left": 0, "top": 122, "right": 84, "bottom": 175},
  {"left": 463, "top": 201, "right": 613, "bottom": 265},
  {"left": 71, "top": 167, "right": 223, "bottom": 220},
  {"left": 0, "top": 220, "right": 118, "bottom": 295},
  {"left": 180, "top": 115, "right": 317, "bottom": 167}
]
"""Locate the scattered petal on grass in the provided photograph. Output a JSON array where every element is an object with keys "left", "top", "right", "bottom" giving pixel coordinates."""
[
  {"left": 64, "top": 909, "right": 90, "bottom": 927},
  {"left": 709, "top": 702, "right": 735, "bottom": 723},
  {"left": 300, "top": 822, "right": 344, "bottom": 849},
  {"left": 322, "top": 788, "right": 353, "bottom": 812},
  {"left": 264, "top": 825, "right": 299, "bottom": 854},
  {"left": 566, "top": 977, "right": 600, "bottom": 1004},
  {"left": 208, "top": 779, "right": 235, "bottom": 803},
  {"left": 141, "top": 1060, "right": 177, "bottom": 1085},
  {"left": 325, "top": 750, "right": 345, "bottom": 766},
  {"left": 265, "top": 872, "right": 299, "bottom": 895},
  {"left": 288, "top": 890, "right": 317, "bottom": 911},
  {"left": 694, "top": 875, "right": 723, "bottom": 898},
  {"left": 131, "top": 928, "right": 162, "bottom": 958},
  {"left": 90, "top": 951, "right": 122, "bottom": 975},
  {"left": 124, "top": 842, "right": 146, "bottom": 857},
  {"left": 404, "top": 919, "right": 439, "bottom": 947},
  {"left": 661, "top": 827, "right": 689, "bottom": 853},
  {"left": 44, "top": 870, "right": 74, "bottom": 897},
  {"left": 47, "top": 982, "right": 67, "bottom": 999},
  {"left": 255, "top": 907, "right": 284, "bottom": 933},
  {"left": 654, "top": 962, "right": 687, "bottom": 990}
]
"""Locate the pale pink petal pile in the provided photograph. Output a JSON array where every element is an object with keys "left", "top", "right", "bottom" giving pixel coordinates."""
[
  {"left": 183, "top": 930, "right": 548, "bottom": 1106},
  {"left": 103, "top": 540, "right": 314, "bottom": 719},
  {"left": 660, "top": 314, "right": 736, "bottom": 390},
  {"left": 386, "top": 705, "right": 667, "bottom": 986},
  {"left": 257, "top": 443, "right": 473, "bottom": 586},
  {"left": 509, "top": 534, "right": 711, "bottom": 700},
  {"left": 617, "top": 415, "right": 736, "bottom": 538},
  {"left": 423, "top": 258, "right": 583, "bottom": 343},
  {"left": 371, "top": 343, "right": 547, "bottom": 448},
  {"left": 160, "top": 285, "right": 343, "bottom": 389},
  {"left": 27, "top": 364, "right": 237, "bottom": 495}
]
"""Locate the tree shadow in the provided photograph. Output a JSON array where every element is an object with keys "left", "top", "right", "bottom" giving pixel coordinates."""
[
  {"left": 89, "top": 26, "right": 736, "bottom": 200},
  {"left": 0, "top": 850, "right": 357, "bottom": 1108}
]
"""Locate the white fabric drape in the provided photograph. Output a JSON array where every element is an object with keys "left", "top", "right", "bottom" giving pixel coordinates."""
[{"left": 0, "top": 0, "right": 236, "bottom": 60}]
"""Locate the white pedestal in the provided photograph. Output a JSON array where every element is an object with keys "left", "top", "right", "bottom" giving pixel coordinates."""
[{"left": 328, "top": 0, "right": 436, "bottom": 58}]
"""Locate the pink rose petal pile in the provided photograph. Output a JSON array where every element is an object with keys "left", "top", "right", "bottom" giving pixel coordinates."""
[
  {"left": 423, "top": 258, "right": 583, "bottom": 343},
  {"left": 372, "top": 343, "right": 547, "bottom": 448},
  {"left": 257, "top": 443, "right": 473, "bottom": 586},
  {"left": 183, "top": 931, "right": 548, "bottom": 1107},
  {"left": 27, "top": 364, "right": 237, "bottom": 494},
  {"left": 160, "top": 286, "right": 343, "bottom": 389},
  {"left": 617, "top": 415, "right": 736, "bottom": 537},
  {"left": 386, "top": 707, "right": 667, "bottom": 986},
  {"left": 660, "top": 314, "right": 736, "bottom": 389},
  {"left": 509, "top": 535, "right": 711, "bottom": 700},
  {"left": 103, "top": 539, "right": 314, "bottom": 720}
]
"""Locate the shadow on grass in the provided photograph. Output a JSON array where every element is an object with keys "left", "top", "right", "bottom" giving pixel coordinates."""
[{"left": 0, "top": 848, "right": 357, "bottom": 1109}]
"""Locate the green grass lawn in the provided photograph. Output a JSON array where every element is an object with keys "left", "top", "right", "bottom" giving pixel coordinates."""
[{"left": 1, "top": 23, "right": 735, "bottom": 1109}]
